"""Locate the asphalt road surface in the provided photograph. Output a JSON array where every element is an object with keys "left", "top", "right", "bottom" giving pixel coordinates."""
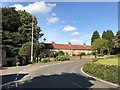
[{"left": 17, "top": 60, "right": 118, "bottom": 89}]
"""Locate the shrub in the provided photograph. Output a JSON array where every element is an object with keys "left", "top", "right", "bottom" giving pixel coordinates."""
[
  {"left": 97, "top": 54, "right": 104, "bottom": 57},
  {"left": 79, "top": 52, "right": 86, "bottom": 59},
  {"left": 41, "top": 58, "right": 50, "bottom": 63},
  {"left": 83, "top": 62, "right": 119, "bottom": 84},
  {"left": 55, "top": 55, "right": 70, "bottom": 61},
  {"left": 54, "top": 51, "right": 65, "bottom": 58}
]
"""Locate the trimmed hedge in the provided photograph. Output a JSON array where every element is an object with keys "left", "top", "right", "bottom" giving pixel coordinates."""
[
  {"left": 83, "top": 62, "right": 119, "bottom": 85},
  {"left": 97, "top": 54, "right": 104, "bottom": 57},
  {"left": 55, "top": 55, "right": 70, "bottom": 61}
]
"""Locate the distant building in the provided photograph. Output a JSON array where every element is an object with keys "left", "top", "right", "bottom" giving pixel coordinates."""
[{"left": 45, "top": 42, "right": 92, "bottom": 56}]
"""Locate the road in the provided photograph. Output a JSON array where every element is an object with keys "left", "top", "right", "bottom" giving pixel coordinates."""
[{"left": 15, "top": 60, "right": 118, "bottom": 89}]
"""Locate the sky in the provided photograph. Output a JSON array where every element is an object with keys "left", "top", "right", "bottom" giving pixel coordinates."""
[{"left": 1, "top": 2, "right": 118, "bottom": 45}]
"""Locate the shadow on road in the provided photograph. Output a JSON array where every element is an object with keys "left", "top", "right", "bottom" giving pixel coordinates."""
[
  {"left": 0, "top": 67, "right": 8, "bottom": 70},
  {"left": 2, "top": 73, "right": 28, "bottom": 85},
  {"left": 17, "top": 72, "right": 96, "bottom": 88}
]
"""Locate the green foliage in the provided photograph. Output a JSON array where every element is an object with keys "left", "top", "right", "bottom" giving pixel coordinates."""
[
  {"left": 83, "top": 62, "right": 119, "bottom": 84},
  {"left": 92, "top": 38, "right": 108, "bottom": 54},
  {"left": 102, "top": 30, "right": 114, "bottom": 40},
  {"left": 102, "top": 30, "right": 115, "bottom": 54},
  {"left": 2, "top": 7, "right": 44, "bottom": 64},
  {"left": 41, "top": 58, "right": 50, "bottom": 63},
  {"left": 91, "top": 58, "right": 98, "bottom": 62},
  {"left": 115, "top": 30, "right": 120, "bottom": 51},
  {"left": 19, "top": 42, "right": 31, "bottom": 62},
  {"left": 54, "top": 51, "right": 65, "bottom": 58},
  {"left": 91, "top": 31, "right": 100, "bottom": 45},
  {"left": 19, "top": 42, "right": 44, "bottom": 63},
  {"left": 18, "top": 10, "right": 43, "bottom": 43},
  {"left": 2, "top": 7, "right": 20, "bottom": 32},
  {"left": 97, "top": 54, "right": 104, "bottom": 57},
  {"left": 79, "top": 52, "right": 86, "bottom": 56},
  {"left": 78, "top": 52, "right": 86, "bottom": 59},
  {"left": 55, "top": 55, "right": 70, "bottom": 61},
  {"left": 2, "top": 7, "right": 21, "bottom": 57}
]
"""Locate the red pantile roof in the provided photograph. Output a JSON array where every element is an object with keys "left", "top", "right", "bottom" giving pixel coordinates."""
[{"left": 45, "top": 42, "right": 91, "bottom": 50}]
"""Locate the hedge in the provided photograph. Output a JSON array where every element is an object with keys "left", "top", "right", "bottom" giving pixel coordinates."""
[
  {"left": 55, "top": 55, "right": 70, "bottom": 61},
  {"left": 83, "top": 62, "right": 120, "bottom": 85}
]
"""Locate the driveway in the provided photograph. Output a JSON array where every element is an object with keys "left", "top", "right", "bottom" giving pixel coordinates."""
[{"left": 14, "top": 60, "right": 119, "bottom": 89}]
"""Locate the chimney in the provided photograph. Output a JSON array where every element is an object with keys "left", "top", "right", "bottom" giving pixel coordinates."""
[
  {"left": 52, "top": 41, "right": 55, "bottom": 45},
  {"left": 83, "top": 43, "right": 86, "bottom": 46},
  {"left": 68, "top": 42, "right": 71, "bottom": 46}
]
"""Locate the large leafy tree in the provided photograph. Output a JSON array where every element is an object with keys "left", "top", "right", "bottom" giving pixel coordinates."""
[
  {"left": 91, "top": 31, "right": 100, "bottom": 45},
  {"left": 17, "top": 10, "right": 44, "bottom": 63},
  {"left": 18, "top": 10, "right": 43, "bottom": 44},
  {"left": 2, "top": 7, "right": 44, "bottom": 60},
  {"left": 115, "top": 30, "right": 120, "bottom": 53},
  {"left": 92, "top": 38, "right": 108, "bottom": 54},
  {"left": 2, "top": 7, "right": 21, "bottom": 57},
  {"left": 102, "top": 30, "right": 115, "bottom": 54}
]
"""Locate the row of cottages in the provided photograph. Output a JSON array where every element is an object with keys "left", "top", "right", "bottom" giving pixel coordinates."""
[{"left": 44, "top": 42, "right": 92, "bottom": 56}]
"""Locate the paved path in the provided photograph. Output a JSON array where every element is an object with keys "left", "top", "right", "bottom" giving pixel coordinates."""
[{"left": 13, "top": 60, "right": 118, "bottom": 89}]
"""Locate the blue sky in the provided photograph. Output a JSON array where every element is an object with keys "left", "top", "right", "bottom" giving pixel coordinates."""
[{"left": 2, "top": 2, "right": 118, "bottom": 45}]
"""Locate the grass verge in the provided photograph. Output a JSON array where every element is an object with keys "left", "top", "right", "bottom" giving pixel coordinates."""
[{"left": 83, "top": 56, "right": 120, "bottom": 85}]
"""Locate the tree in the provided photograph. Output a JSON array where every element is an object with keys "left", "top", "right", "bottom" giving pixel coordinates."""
[
  {"left": 92, "top": 38, "right": 108, "bottom": 54},
  {"left": 79, "top": 52, "right": 86, "bottom": 59},
  {"left": 115, "top": 30, "right": 120, "bottom": 53},
  {"left": 2, "top": 7, "right": 43, "bottom": 54},
  {"left": 2, "top": 7, "right": 21, "bottom": 57},
  {"left": 102, "top": 30, "right": 115, "bottom": 54},
  {"left": 19, "top": 42, "right": 44, "bottom": 63},
  {"left": 19, "top": 42, "right": 31, "bottom": 63},
  {"left": 102, "top": 31, "right": 106, "bottom": 39},
  {"left": 2, "top": 7, "right": 44, "bottom": 65},
  {"left": 34, "top": 42, "right": 44, "bottom": 63},
  {"left": 2, "top": 7, "right": 20, "bottom": 32},
  {"left": 17, "top": 10, "right": 43, "bottom": 44},
  {"left": 91, "top": 31, "right": 100, "bottom": 45}
]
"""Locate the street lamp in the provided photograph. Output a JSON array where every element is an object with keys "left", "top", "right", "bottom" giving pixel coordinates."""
[
  {"left": 43, "top": 38, "right": 46, "bottom": 58},
  {"left": 43, "top": 38, "right": 46, "bottom": 43}
]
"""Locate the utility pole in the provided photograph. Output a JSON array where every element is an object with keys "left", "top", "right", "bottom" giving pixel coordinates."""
[{"left": 31, "top": 16, "right": 34, "bottom": 63}]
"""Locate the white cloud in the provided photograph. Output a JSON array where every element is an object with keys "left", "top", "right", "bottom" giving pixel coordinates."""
[
  {"left": 51, "top": 13, "right": 56, "bottom": 16},
  {"left": 11, "top": 1, "right": 56, "bottom": 15},
  {"left": 63, "top": 25, "right": 77, "bottom": 32},
  {"left": 47, "top": 17, "right": 59, "bottom": 23},
  {"left": 71, "top": 32, "right": 80, "bottom": 35},
  {"left": 69, "top": 39, "right": 83, "bottom": 44}
]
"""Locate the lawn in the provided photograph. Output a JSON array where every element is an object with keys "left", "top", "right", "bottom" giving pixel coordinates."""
[{"left": 95, "top": 57, "right": 119, "bottom": 66}]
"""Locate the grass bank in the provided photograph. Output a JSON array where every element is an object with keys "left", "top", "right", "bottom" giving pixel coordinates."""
[{"left": 83, "top": 55, "right": 120, "bottom": 85}]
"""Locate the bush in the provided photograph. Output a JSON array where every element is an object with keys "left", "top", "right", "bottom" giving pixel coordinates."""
[
  {"left": 79, "top": 52, "right": 86, "bottom": 59},
  {"left": 97, "top": 54, "right": 104, "bottom": 57},
  {"left": 83, "top": 62, "right": 119, "bottom": 84},
  {"left": 41, "top": 58, "right": 50, "bottom": 63},
  {"left": 54, "top": 51, "right": 65, "bottom": 58},
  {"left": 55, "top": 55, "right": 70, "bottom": 61}
]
